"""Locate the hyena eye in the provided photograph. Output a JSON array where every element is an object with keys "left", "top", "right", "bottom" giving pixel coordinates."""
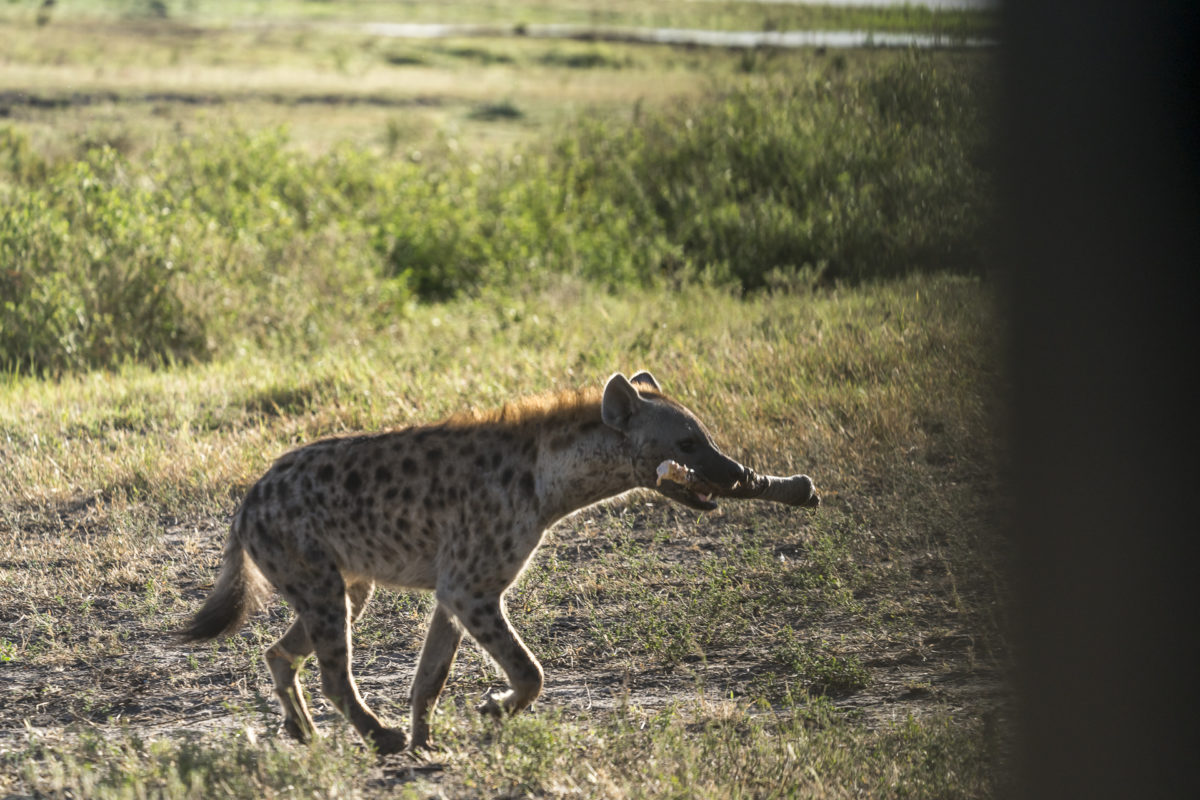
[{"left": 677, "top": 438, "right": 698, "bottom": 454}]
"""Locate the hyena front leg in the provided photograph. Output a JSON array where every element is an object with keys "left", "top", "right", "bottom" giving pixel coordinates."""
[
  {"left": 440, "top": 590, "right": 544, "bottom": 718},
  {"left": 264, "top": 580, "right": 375, "bottom": 744},
  {"left": 409, "top": 602, "right": 465, "bottom": 750}
]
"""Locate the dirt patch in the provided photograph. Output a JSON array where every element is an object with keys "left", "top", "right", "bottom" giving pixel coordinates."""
[{"left": 0, "top": 494, "right": 1008, "bottom": 758}]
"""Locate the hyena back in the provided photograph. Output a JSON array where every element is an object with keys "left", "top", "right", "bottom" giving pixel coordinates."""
[{"left": 180, "top": 371, "right": 816, "bottom": 754}]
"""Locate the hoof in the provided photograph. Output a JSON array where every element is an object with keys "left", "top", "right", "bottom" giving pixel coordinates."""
[{"left": 367, "top": 727, "right": 408, "bottom": 756}]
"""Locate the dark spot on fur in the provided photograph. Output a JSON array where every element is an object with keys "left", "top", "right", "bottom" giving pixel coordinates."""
[
  {"left": 375, "top": 465, "right": 392, "bottom": 484},
  {"left": 344, "top": 470, "right": 362, "bottom": 493},
  {"left": 426, "top": 448, "right": 443, "bottom": 463},
  {"left": 402, "top": 458, "right": 417, "bottom": 476},
  {"left": 384, "top": 486, "right": 399, "bottom": 501},
  {"left": 501, "top": 468, "right": 514, "bottom": 485},
  {"left": 519, "top": 472, "right": 535, "bottom": 499},
  {"left": 402, "top": 487, "right": 414, "bottom": 502},
  {"left": 491, "top": 453, "right": 502, "bottom": 468},
  {"left": 317, "top": 464, "right": 335, "bottom": 483}
]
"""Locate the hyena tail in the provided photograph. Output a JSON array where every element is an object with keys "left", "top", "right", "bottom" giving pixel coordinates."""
[{"left": 179, "top": 514, "right": 271, "bottom": 642}]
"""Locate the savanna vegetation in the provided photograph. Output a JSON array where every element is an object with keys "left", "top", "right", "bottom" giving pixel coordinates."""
[{"left": 1, "top": 2, "right": 1006, "bottom": 797}]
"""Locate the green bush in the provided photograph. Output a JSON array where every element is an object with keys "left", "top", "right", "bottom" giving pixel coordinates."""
[
  {"left": 0, "top": 52, "right": 992, "bottom": 374},
  {"left": 1, "top": 146, "right": 205, "bottom": 374},
  {"left": 543, "top": 51, "right": 992, "bottom": 285},
  {"left": 1, "top": 131, "right": 393, "bottom": 375}
]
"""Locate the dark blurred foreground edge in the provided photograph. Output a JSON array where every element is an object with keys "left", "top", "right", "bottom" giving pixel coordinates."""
[{"left": 1002, "top": 2, "right": 1199, "bottom": 798}]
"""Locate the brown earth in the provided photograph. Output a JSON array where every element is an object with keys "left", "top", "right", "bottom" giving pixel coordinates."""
[{"left": 0, "top": 493, "right": 1009, "bottom": 764}]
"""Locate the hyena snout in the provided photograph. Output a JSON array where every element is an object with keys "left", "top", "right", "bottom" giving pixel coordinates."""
[{"left": 695, "top": 447, "right": 748, "bottom": 488}]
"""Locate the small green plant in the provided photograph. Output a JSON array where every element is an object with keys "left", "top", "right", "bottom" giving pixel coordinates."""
[{"left": 772, "top": 626, "right": 870, "bottom": 696}]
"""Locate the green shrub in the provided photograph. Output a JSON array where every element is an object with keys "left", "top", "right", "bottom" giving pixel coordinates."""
[
  {"left": 1, "top": 146, "right": 205, "bottom": 374},
  {"left": 0, "top": 130, "right": 391, "bottom": 375},
  {"left": 541, "top": 51, "right": 992, "bottom": 285},
  {"left": 0, "top": 52, "right": 992, "bottom": 374}
]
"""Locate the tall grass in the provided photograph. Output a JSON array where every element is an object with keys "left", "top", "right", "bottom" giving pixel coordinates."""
[{"left": 0, "top": 52, "right": 992, "bottom": 375}]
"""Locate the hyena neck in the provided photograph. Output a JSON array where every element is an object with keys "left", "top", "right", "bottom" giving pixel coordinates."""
[{"left": 529, "top": 406, "right": 639, "bottom": 528}]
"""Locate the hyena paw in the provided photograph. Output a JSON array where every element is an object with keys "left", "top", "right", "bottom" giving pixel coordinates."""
[
  {"left": 476, "top": 691, "right": 508, "bottom": 718},
  {"left": 367, "top": 726, "right": 409, "bottom": 756},
  {"left": 281, "top": 717, "right": 316, "bottom": 744}
]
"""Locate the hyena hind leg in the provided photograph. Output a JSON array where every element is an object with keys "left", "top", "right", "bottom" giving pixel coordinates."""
[
  {"left": 265, "top": 618, "right": 318, "bottom": 743},
  {"left": 264, "top": 579, "right": 380, "bottom": 746},
  {"left": 409, "top": 603, "right": 465, "bottom": 750}
]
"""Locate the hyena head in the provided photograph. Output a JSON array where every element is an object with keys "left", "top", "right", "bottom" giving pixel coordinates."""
[{"left": 600, "top": 371, "right": 748, "bottom": 511}]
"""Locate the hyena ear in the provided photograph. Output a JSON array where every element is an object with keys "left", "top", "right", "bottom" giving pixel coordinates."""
[
  {"left": 601, "top": 373, "right": 646, "bottom": 432},
  {"left": 629, "top": 371, "right": 661, "bottom": 392}
]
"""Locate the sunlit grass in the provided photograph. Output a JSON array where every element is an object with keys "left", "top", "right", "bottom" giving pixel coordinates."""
[{"left": 1, "top": 276, "right": 997, "bottom": 511}]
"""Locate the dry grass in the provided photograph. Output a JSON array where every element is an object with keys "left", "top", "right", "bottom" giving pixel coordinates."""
[
  {"left": 0, "top": 6, "right": 1005, "bottom": 794},
  {"left": 1, "top": 276, "right": 1010, "bottom": 798}
]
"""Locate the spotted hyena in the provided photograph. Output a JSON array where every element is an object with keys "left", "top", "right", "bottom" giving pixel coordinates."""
[{"left": 181, "top": 371, "right": 818, "bottom": 754}]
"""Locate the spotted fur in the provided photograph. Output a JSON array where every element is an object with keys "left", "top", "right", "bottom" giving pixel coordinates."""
[{"left": 181, "top": 371, "right": 751, "bottom": 753}]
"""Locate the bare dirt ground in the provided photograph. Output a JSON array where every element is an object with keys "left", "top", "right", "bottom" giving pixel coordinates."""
[{"left": 0, "top": 492, "right": 1009, "bottom": 767}]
